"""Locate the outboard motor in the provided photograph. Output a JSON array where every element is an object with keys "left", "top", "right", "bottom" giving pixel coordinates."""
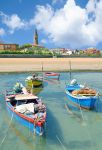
[
  {"left": 13, "top": 82, "right": 23, "bottom": 93},
  {"left": 70, "top": 79, "right": 77, "bottom": 86}
]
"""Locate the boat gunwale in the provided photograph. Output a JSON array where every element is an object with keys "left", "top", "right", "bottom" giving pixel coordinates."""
[
  {"left": 66, "top": 98, "right": 93, "bottom": 110},
  {"left": 45, "top": 72, "right": 60, "bottom": 76},
  {"left": 65, "top": 89, "right": 98, "bottom": 100}
]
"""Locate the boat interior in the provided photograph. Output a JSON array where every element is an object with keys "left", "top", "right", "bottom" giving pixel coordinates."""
[
  {"left": 7, "top": 95, "right": 38, "bottom": 106},
  {"left": 7, "top": 94, "right": 46, "bottom": 115}
]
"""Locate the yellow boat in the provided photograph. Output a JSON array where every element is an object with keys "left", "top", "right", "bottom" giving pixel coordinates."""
[{"left": 25, "top": 75, "right": 43, "bottom": 87}]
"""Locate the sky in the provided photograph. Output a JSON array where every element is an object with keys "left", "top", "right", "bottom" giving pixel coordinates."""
[{"left": 0, "top": 0, "right": 102, "bottom": 49}]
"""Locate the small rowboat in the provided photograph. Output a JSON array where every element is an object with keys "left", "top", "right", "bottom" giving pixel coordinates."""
[
  {"left": 5, "top": 92, "right": 46, "bottom": 136},
  {"left": 45, "top": 72, "right": 60, "bottom": 79},
  {"left": 25, "top": 75, "right": 43, "bottom": 87},
  {"left": 65, "top": 79, "right": 98, "bottom": 109}
]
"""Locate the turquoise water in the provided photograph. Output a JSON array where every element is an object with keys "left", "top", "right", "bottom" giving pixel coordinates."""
[{"left": 0, "top": 72, "right": 102, "bottom": 150}]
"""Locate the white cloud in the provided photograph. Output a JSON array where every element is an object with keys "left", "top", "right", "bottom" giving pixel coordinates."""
[
  {"left": 52, "top": 0, "right": 63, "bottom": 5},
  {"left": 30, "top": 4, "right": 54, "bottom": 29},
  {"left": 86, "top": 0, "right": 98, "bottom": 13},
  {"left": 0, "top": 11, "right": 27, "bottom": 34},
  {"left": 0, "top": 28, "right": 5, "bottom": 36},
  {"left": 41, "top": 39, "right": 47, "bottom": 44},
  {"left": 31, "top": 0, "right": 102, "bottom": 48}
]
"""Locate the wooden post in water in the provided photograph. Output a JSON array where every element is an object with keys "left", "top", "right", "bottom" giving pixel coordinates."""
[
  {"left": 42, "top": 62, "right": 44, "bottom": 81},
  {"left": 69, "top": 60, "right": 72, "bottom": 81},
  {"left": 42, "top": 62, "right": 43, "bottom": 72}
]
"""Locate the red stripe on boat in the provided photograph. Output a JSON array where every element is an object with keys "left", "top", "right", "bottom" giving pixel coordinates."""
[
  {"left": 45, "top": 72, "right": 59, "bottom": 76},
  {"left": 6, "top": 102, "right": 45, "bottom": 126}
]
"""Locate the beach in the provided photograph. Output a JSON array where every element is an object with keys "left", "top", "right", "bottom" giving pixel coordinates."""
[{"left": 0, "top": 58, "right": 102, "bottom": 72}]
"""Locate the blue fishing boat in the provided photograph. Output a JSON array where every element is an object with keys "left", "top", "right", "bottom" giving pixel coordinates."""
[
  {"left": 65, "top": 79, "right": 98, "bottom": 109},
  {"left": 5, "top": 92, "right": 46, "bottom": 136}
]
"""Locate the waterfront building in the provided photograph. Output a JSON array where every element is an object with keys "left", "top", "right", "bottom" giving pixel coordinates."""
[
  {"left": 84, "top": 47, "right": 100, "bottom": 55},
  {"left": 0, "top": 43, "right": 18, "bottom": 50}
]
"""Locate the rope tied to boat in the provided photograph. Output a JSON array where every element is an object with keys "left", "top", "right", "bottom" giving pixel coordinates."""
[
  {"left": 34, "top": 118, "right": 38, "bottom": 126},
  {"left": 0, "top": 113, "right": 14, "bottom": 148},
  {"left": 34, "top": 116, "right": 44, "bottom": 126}
]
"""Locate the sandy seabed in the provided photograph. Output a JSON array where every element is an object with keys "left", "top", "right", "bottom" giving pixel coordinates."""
[{"left": 0, "top": 58, "right": 102, "bottom": 72}]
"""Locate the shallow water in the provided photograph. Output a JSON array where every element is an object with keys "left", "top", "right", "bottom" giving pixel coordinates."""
[{"left": 0, "top": 72, "right": 102, "bottom": 150}]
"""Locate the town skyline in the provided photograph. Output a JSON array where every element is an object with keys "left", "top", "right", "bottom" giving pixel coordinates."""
[{"left": 0, "top": 0, "right": 102, "bottom": 50}]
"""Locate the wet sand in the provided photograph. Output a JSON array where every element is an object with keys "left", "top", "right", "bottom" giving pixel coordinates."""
[{"left": 0, "top": 58, "right": 102, "bottom": 72}]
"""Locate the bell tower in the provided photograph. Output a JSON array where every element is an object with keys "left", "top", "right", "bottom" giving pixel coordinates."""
[{"left": 34, "top": 29, "right": 38, "bottom": 45}]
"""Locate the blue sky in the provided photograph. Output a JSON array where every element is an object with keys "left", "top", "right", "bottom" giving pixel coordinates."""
[{"left": 0, "top": 0, "right": 102, "bottom": 49}]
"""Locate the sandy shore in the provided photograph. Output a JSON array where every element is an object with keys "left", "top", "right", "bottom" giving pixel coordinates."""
[{"left": 0, "top": 58, "right": 102, "bottom": 72}]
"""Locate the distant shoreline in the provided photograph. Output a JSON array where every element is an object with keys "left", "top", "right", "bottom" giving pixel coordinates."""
[
  {"left": 0, "top": 58, "right": 102, "bottom": 73},
  {"left": 1, "top": 70, "right": 102, "bottom": 74}
]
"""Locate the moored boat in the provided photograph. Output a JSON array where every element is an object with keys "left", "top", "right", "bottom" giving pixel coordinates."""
[
  {"left": 5, "top": 92, "right": 46, "bottom": 136},
  {"left": 44, "top": 72, "right": 60, "bottom": 79},
  {"left": 25, "top": 74, "right": 43, "bottom": 87},
  {"left": 65, "top": 79, "right": 98, "bottom": 109}
]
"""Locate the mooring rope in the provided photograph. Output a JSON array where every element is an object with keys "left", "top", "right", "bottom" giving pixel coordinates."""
[
  {"left": 77, "top": 98, "right": 96, "bottom": 149},
  {"left": 64, "top": 98, "right": 96, "bottom": 149},
  {"left": 0, "top": 113, "right": 13, "bottom": 147},
  {"left": 56, "top": 135, "right": 66, "bottom": 150},
  {"left": 28, "top": 118, "right": 31, "bottom": 137},
  {"left": 77, "top": 98, "right": 85, "bottom": 121}
]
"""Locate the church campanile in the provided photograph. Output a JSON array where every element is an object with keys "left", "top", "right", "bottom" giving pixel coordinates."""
[{"left": 34, "top": 29, "right": 38, "bottom": 45}]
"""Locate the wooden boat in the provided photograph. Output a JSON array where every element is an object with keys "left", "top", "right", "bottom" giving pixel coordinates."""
[
  {"left": 44, "top": 72, "right": 60, "bottom": 79},
  {"left": 25, "top": 75, "right": 43, "bottom": 87},
  {"left": 65, "top": 79, "right": 98, "bottom": 109},
  {"left": 5, "top": 92, "right": 46, "bottom": 136}
]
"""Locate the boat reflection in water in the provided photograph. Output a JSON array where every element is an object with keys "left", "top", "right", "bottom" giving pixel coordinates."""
[
  {"left": 26, "top": 86, "right": 43, "bottom": 95},
  {"left": 44, "top": 72, "right": 60, "bottom": 80},
  {"left": 9, "top": 121, "right": 46, "bottom": 150}
]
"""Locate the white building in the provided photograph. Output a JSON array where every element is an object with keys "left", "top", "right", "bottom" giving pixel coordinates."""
[{"left": 66, "top": 50, "right": 73, "bottom": 55}]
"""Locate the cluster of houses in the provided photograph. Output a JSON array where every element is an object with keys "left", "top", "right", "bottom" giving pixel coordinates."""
[
  {"left": 50, "top": 47, "right": 101, "bottom": 56},
  {"left": 0, "top": 42, "right": 101, "bottom": 56},
  {"left": 0, "top": 29, "right": 101, "bottom": 56}
]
